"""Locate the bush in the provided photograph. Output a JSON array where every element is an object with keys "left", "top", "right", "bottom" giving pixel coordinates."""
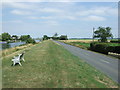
[
  {"left": 110, "top": 40, "right": 120, "bottom": 43},
  {"left": 115, "top": 46, "right": 120, "bottom": 54},
  {"left": 95, "top": 43, "right": 108, "bottom": 54},
  {"left": 107, "top": 46, "right": 120, "bottom": 54},
  {"left": 43, "top": 35, "right": 50, "bottom": 40},
  {"left": 107, "top": 46, "right": 115, "bottom": 53},
  {"left": 20, "top": 35, "right": 31, "bottom": 41},
  {"left": 52, "top": 37, "right": 59, "bottom": 40},
  {"left": 90, "top": 42, "right": 97, "bottom": 50},
  {"left": 90, "top": 42, "right": 109, "bottom": 54},
  {"left": 26, "top": 38, "right": 36, "bottom": 44},
  {"left": 59, "top": 35, "right": 68, "bottom": 40},
  {"left": 90, "top": 42, "right": 120, "bottom": 54}
]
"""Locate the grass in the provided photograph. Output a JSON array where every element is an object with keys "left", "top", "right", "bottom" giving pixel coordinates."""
[
  {"left": 60, "top": 40, "right": 120, "bottom": 50},
  {"left": 2, "top": 40, "right": 118, "bottom": 88},
  {"left": 108, "top": 43, "right": 120, "bottom": 46},
  {"left": 60, "top": 40, "right": 97, "bottom": 43},
  {"left": 1, "top": 44, "right": 34, "bottom": 57},
  {"left": 69, "top": 42, "right": 90, "bottom": 49}
]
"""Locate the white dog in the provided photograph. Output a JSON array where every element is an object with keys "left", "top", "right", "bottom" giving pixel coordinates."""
[{"left": 11, "top": 52, "right": 25, "bottom": 66}]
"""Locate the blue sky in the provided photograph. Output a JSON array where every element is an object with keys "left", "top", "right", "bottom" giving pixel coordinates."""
[{"left": 1, "top": 2, "right": 118, "bottom": 38}]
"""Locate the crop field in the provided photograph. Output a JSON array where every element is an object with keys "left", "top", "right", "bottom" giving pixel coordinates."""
[
  {"left": 60, "top": 40, "right": 97, "bottom": 43},
  {"left": 60, "top": 40, "right": 119, "bottom": 47}
]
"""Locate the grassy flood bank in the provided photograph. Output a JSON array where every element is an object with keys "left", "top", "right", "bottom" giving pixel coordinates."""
[
  {"left": 1, "top": 43, "right": 36, "bottom": 58},
  {"left": 2, "top": 40, "right": 118, "bottom": 88}
]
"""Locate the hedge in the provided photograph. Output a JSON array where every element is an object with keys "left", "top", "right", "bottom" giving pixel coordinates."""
[
  {"left": 90, "top": 42, "right": 109, "bottom": 54},
  {"left": 110, "top": 40, "right": 120, "bottom": 43},
  {"left": 90, "top": 42, "right": 120, "bottom": 54},
  {"left": 114, "top": 46, "right": 120, "bottom": 54}
]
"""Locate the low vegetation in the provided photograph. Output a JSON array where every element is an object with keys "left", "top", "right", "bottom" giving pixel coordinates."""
[
  {"left": 90, "top": 42, "right": 120, "bottom": 55},
  {"left": 1, "top": 43, "right": 34, "bottom": 57},
  {"left": 62, "top": 42, "right": 89, "bottom": 49},
  {"left": 110, "top": 39, "right": 120, "bottom": 43},
  {"left": 2, "top": 40, "right": 118, "bottom": 88},
  {"left": 60, "top": 40, "right": 120, "bottom": 55}
]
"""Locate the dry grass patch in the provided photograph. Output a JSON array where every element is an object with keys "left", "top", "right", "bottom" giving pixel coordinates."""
[
  {"left": 1, "top": 44, "right": 34, "bottom": 57},
  {"left": 60, "top": 40, "right": 98, "bottom": 43}
]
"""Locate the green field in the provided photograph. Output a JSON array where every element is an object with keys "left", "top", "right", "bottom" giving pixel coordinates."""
[
  {"left": 63, "top": 41, "right": 119, "bottom": 50},
  {"left": 108, "top": 43, "right": 120, "bottom": 46},
  {"left": 69, "top": 42, "right": 90, "bottom": 49},
  {"left": 2, "top": 40, "right": 117, "bottom": 88},
  {"left": 71, "top": 42, "right": 119, "bottom": 47}
]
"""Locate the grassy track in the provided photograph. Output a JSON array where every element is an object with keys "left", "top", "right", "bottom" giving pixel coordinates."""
[{"left": 2, "top": 40, "right": 118, "bottom": 88}]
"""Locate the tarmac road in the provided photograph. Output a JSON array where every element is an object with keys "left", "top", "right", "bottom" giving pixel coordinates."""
[{"left": 54, "top": 40, "right": 120, "bottom": 84}]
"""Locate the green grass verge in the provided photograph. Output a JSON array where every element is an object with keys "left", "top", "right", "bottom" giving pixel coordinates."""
[
  {"left": 70, "top": 42, "right": 90, "bottom": 48},
  {"left": 63, "top": 41, "right": 119, "bottom": 50},
  {"left": 108, "top": 43, "right": 120, "bottom": 46},
  {"left": 2, "top": 40, "right": 118, "bottom": 88}
]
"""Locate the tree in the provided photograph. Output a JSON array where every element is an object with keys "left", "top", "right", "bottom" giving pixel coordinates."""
[
  {"left": 20, "top": 35, "right": 31, "bottom": 41},
  {"left": 2, "top": 32, "right": 11, "bottom": 41},
  {"left": 12, "top": 35, "right": 18, "bottom": 40},
  {"left": 43, "top": 35, "right": 49, "bottom": 40},
  {"left": 0, "top": 35, "right": 2, "bottom": 41},
  {"left": 53, "top": 33, "right": 58, "bottom": 37},
  {"left": 94, "top": 27, "right": 113, "bottom": 42},
  {"left": 52, "top": 33, "right": 59, "bottom": 40},
  {"left": 26, "top": 38, "right": 36, "bottom": 44},
  {"left": 59, "top": 35, "right": 68, "bottom": 40}
]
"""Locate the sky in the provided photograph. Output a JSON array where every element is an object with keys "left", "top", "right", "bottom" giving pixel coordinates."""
[{"left": 1, "top": 2, "right": 118, "bottom": 38}]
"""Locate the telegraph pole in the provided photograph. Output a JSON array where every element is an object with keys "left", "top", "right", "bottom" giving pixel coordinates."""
[{"left": 93, "top": 27, "right": 95, "bottom": 42}]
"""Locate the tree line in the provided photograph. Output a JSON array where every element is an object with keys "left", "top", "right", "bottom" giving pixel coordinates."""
[
  {"left": 43, "top": 33, "right": 68, "bottom": 40},
  {"left": 42, "top": 26, "right": 115, "bottom": 42},
  {"left": 0, "top": 26, "right": 117, "bottom": 43},
  {"left": 0, "top": 32, "right": 36, "bottom": 44}
]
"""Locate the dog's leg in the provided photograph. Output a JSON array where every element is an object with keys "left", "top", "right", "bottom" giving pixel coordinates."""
[{"left": 19, "top": 62, "right": 22, "bottom": 66}]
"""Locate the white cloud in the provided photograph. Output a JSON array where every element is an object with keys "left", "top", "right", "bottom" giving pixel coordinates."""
[
  {"left": 43, "top": 21, "right": 59, "bottom": 26},
  {"left": 39, "top": 8, "right": 63, "bottom": 13},
  {"left": 60, "top": 15, "right": 77, "bottom": 20},
  {"left": 83, "top": 15, "right": 106, "bottom": 21},
  {"left": 28, "top": 16, "right": 53, "bottom": 19},
  {"left": 11, "top": 10, "right": 31, "bottom": 15},
  {"left": 76, "top": 6, "right": 117, "bottom": 16},
  {"left": 3, "top": 20, "right": 23, "bottom": 23},
  {"left": 11, "top": 20, "right": 23, "bottom": 23},
  {"left": 2, "top": 0, "right": 120, "bottom": 2},
  {"left": 108, "top": 8, "right": 118, "bottom": 15},
  {"left": 2, "top": 0, "right": 47, "bottom": 2},
  {"left": 28, "top": 15, "right": 77, "bottom": 20},
  {"left": 94, "top": 7, "right": 118, "bottom": 16},
  {"left": 2, "top": 2, "right": 38, "bottom": 10}
]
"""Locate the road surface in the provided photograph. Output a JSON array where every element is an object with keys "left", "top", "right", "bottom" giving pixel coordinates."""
[{"left": 54, "top": 41, "right": 120, "bottom": 84}]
